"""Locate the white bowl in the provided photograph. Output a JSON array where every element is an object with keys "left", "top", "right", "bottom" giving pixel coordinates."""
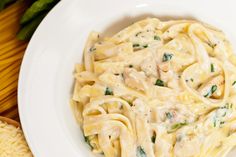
[{"left": 18, "top": 0, "right": 236, "bottom": 156}]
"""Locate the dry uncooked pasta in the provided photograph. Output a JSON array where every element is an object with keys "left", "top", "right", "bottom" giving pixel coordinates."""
[{"left": 71, "top": 18, "right": 236, "bottom": 157}]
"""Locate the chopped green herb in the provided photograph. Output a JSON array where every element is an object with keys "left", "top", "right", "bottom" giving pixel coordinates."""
[
  {"left": 225, "top": 103, "right": 230, "bottom": 109},
  {"left": 220, "top": 103, "right": 231, "bottom": 109},
  {"left": 154, "top": 35, "right": 161, "bottom": 40},
  {"left": 171, "top": 122, "right": 187, "bottom": 129},
  {"left": 105, "top": 87, "right": 113, "bottom": 95},
  {"left": 128, "top": 101, "right": 133, "bottom": 106},
  {"left": 136, "top": 146, "right": 146, "bottom": 157},
  {"left": 135, "top": 32, "right": 142, "bottom": 37},
  {"left": 133, "top": 44, "right": 140, "bottom": 47},
  {"left": 84, "top": 136, "right": 89, "bottom": 143},
  {"left": 84, "top": 136, "right": 93, "bottom": 149},
  {"left": 232, "top": 81, "right": 236, "bottom": 86},
  {"left": 168, "top": 122, "right": 187, "bottom": 133},
  {"left": 129, "top": 65, "right": 133, "bottom": 68},
  {"left": 165, "top": 112, "right": 173, "bottom": 119},
  {"left": 190, "top": 78, "right": 194, "bottom": 82},
  {"left": 210, "top": 63, "right": 215, "bottom": 72},
  {"left": 162, "top": 53, "right": 173, "bottom": 62},
  {"left": 222, "top": 112, "right": 227, "bottom": 117},
  {"left": 230, "top": 103, "right": 233, "bottom": 108},
  {"left": 143, "top": 44, "right": 148, "bottom": 48},
  {"left": 213, "top": 118, "right": 216, "bottom": 127},
  {"left": 89, "top": 47, "right": 96, "bottom": 52},
  {"left": 198, "top": 83, "right": 203, "bottom": 88},
  {"left": 207, "top": 42, "right": 217, "bottom": 48},
  {"left": 220, "top": 121, "right": 225, "bottom": 125},
  {"left": 155, "top": 79, "right": 164, "bottom": 87},
  {"left": 151, "top": 132, "right": 156, "bottom": 143},
  {"left": 204, "top": 85, "right": 217, "bottom": 97}
]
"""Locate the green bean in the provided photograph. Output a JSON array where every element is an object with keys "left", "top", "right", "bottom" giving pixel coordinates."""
[
  {"left": 0, "top": 0, "right": 16, "bottom": 11},
  {"left": 20, "top": 0, "right": 59, "bottom": 24},
  {"left": 17, "top": 12, "right": 47, "bottom": 40}
]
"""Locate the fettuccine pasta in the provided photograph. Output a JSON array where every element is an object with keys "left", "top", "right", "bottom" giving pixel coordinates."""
[{"left": 71, "top": 18, "right": 236, "bottom": 157}]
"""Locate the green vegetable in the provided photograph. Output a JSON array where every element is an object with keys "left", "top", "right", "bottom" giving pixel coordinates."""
[
  {"left": 17, "top": 12, "right": 47, "bottom": 40},
  {"left": 210, "top": 63, "right": 214, "bottom": 72},
  {"left": 190, "top": 78, "right": 194, "bottom": 82},
  {"left": 133, "top": 44, "right": 140, "bottom": 47},
  {"left": 20, "top": 0, "right": 59, "bottom": 25},
  {"left": 232, "top": 81, "right": 236, "bottom": 86},
  {"left": 222, "top": 112, "right": 227, "bottom": 117},
  {"left": 136, "top": 146, "right": 146, "bottom": 157},
  {"left": 0, "top": 0, "right": 15, "bottom": 11},
  {"left": 143, "top": 44, "right": 148, "bottom": 48},
  {"left": 154, "top": 35, "right": 160, "bottom": 40},
  {"left": 168, "top": 122, "right": 187, "bottom": 133},
  {"left": 135, "top": 32, "right": 142, "bottom": 37},
  {"left": 162, "top": 53, "right": 173, "bottom": 62},
  {"left": 213, "top": 118, "right": 217, "bottom": 127},
  {"left": 204, "top": 85, "right": 217, "bottom": 97},
  {"left": 207, "top": 42, "right": 217, "bottom": 48},
  {"left": 105, "top": 87, "right": 113, "bottom": 95},
  {"left": 89, "top": 47, "right": 96, "bottom": 52},
  {"left": 165, "top": 112, "right": 173, "bottom": 119},
  {"left": 151, "top": 132, "right": 156, "bottom": 143},
  {"left": 155, "top": 79, "right": 164, "bottom": 87},
  {"left": 84, "top": 136, "right": 93, "bottom": 149},
  {"left": 220, "top": 103, "right": 232, "bottom": 109}
]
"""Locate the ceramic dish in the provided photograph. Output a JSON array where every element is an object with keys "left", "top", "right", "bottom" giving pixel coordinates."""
[{"left": 18, "top": 0, "right": 236, "bottom": 156}]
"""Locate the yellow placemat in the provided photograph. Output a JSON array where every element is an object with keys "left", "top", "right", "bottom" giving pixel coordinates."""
[{"left": 0, "top": 1, "right": 29, "bottom": 122}]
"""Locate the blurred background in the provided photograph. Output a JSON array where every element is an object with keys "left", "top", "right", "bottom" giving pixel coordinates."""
[{"left": 0, "top": 0, "right": 59, "bottom": 122}]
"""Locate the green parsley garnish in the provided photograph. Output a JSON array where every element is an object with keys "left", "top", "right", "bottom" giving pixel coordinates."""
[
  {"left": 222, "top": 112, "right": 227, "bottom": 117},
  {"left": 207, "top": 42, "right": 217, "bottom": 48},
  {"left": 155, "top": 79, "right": 164, "bottom": 87},
  {"left": 89, "top": 47, "right": 96, "bottom": 52},
  {"left": 213, "top": 118, "right": 217, "bottom": 127},
  {"left": 232, "top": 81, "right": 236, "bottom": 86},
  {"left": 168, "top": 122, "right": 187, "bottom": 133},
  {"left": 154, "top": 35, "right": 161, "bottom": 40},
  {"left": 143, "top": 44, "right": 148, "bottom": 48},
  {"left": 190, "top": 78, "right": 194, "bottom": 82},
  {"left": 162, "top": 53, "right": 173, "bottom": 62},
  {"left": 151, "top": 132, "right": 156, "bottom": 143},
  {"left": 135, "top": 32, "right": 142, "bottom": 37},
  {"left": 210, "top": 63, "right": 215, "bottom": 72},
  {"left": 204, "top": 85, "right": 217, "bottom": 97},
  {"left": 84, "top": 136, "right": 93, "bottom": 149},
  {"left": 133, "top": 44, "right": 140, "bottom": 47},
  {"left": 129, "top": 65, "right": 133, "bottom": 68},
  {"left": 105, "top": 87, "right": 113, "bottom": 95},
  {"left": 136, "top": 146, "right": 146, "bottom": 157},
  {"left": 165, "top": 112, "right": 173, "bottom": 119}
]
